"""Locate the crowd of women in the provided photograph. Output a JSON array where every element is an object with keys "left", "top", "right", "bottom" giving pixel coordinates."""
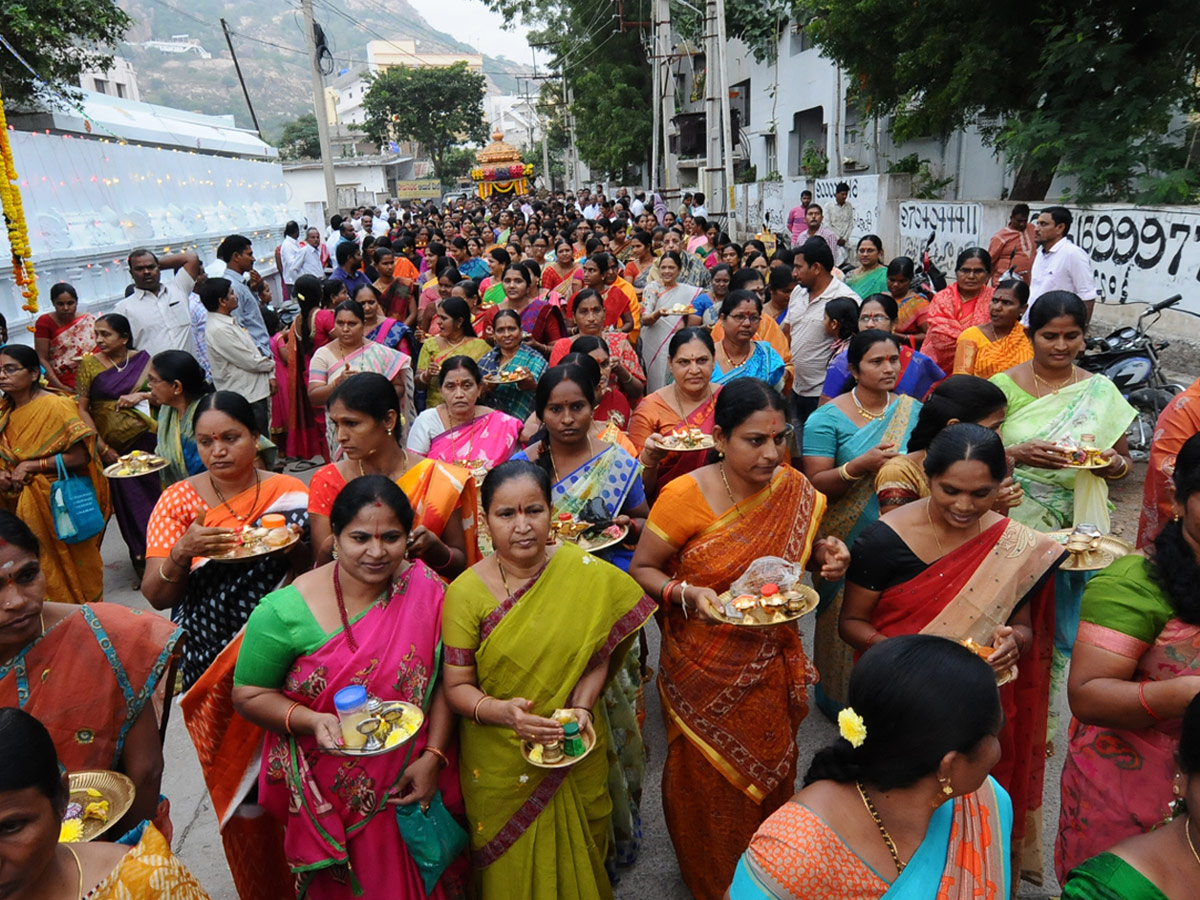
[{"left": 0, "top": 192, "right": 1194, "bottom": 900}]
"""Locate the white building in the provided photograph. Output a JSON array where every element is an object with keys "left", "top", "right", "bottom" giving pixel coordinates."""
[
  {"left": 129, "top": 35, "right": 212, "bottom": 59},
  {"left": 78, "top": 56, "right": 140, "bottom": 102},
  {"left": 484, "top": 95, "right": 541, "bottom": 153},
  {"left": 282, "top": 155, "right": 418, "bottom": 230}
]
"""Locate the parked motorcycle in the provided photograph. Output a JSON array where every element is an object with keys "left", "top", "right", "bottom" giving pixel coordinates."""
[
  {"left": 912, "top": 230, "right": 947, "bottom": 296},
  {"left": 1079, "top": 293, "right": 1186, "bottom": 457}
]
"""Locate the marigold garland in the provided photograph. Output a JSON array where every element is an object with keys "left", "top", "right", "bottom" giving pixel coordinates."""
[{"left": 0, "top": 84, "right": 39, "bottom": 318}]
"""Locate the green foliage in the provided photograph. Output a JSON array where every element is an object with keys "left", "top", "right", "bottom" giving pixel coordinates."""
[
  {"left": 440, "top": 146, "right": 479, "bottom": 182},
  {"left": 885, "top": 153, "right": 954, "bottom": 199},
  {"left": 276, "top": 114, "right": 321, "bottom": 160},
  {"left": 360, "top": 62, "right": 486, "bottom": 183},
  {"left": 735, "top": 164, "right": 758, "bottom": 184},
  {"left": 572, "top": 61, "right": 653, "bottom": 179},
  {"left": 677, "top": 0, "right": 801, "bottom": 63},
  {"left": 2, "top": 0, "right": 132, "bottom": 107},
  {"left": 800, "top": 140, "right": 827, "bottom": 176},
  {"left": 798, "top": 0, "right": 1200, "bottom": 201}
]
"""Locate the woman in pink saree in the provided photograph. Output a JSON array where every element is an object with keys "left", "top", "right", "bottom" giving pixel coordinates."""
[{"left": 230, "top": 475, "right": 466, "bottom": 899}]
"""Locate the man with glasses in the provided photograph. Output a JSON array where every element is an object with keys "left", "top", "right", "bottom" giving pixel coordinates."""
[{"left": 1028, "top": 205, "right": 1098, "bottom": 323}]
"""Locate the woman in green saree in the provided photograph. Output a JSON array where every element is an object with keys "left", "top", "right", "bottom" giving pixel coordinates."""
[
  {"left": 802, "top": 331, "right": 920, "bottom": 718},
  {"left": 1062, "top": 694, "right": 1200, "bottom": 900},
  {"left": 991, "top": 291, "right": 1136, "bottom": 739},
  {"left": 442, "top": 460, "right": 656, "bottom": 899}
]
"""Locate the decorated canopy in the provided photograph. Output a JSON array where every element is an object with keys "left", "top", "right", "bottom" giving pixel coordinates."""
[{"left": 470, "top": 130, "right": 534, "bottom": 198}]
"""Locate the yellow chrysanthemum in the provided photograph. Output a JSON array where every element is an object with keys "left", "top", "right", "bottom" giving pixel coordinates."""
[
  {"left": 837, "top": 707, "right": 867, "bottom": 748},
  {"left": 59, "top": 819, "right": 83, "bottom": 843}
]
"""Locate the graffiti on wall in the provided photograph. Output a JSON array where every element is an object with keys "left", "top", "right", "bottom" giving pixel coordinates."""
[
  {"left": 897, "top": 202, "right": 982, "bottom": 273},
  {"left": 814, "top": 175, "right": 879, "bottom": 240}
]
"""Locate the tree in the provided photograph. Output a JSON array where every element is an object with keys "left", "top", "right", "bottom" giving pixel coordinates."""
[
  {"left": 440, "top": 146, "right": 478, "bottom": 183},
  {"left": 573, "top": 62, "right": 653, "bottom": 179},
  {"left": 276, "top": 114, "right": 321, "bottom": 160},
  {"left": 798, "top": 0, "right": 1200, "bottom": 201},
  {"left": 360, "top": 62, "right": 487, "bottom": 185},
  {"left": 2, "top": 0, "right": 132, "bottom": 107}
]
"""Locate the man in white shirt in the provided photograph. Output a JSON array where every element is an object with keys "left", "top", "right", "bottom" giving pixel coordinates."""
[
  {"left": 358, "top": 211, "right": 386, "bottom": 243},
  {"left": 116, "top": 249, "right": 202, "bottom": 358},
  {"left": 300, "top": 228, "right": 326, "bottom": 278},
  {"left": 199, "top": 276, "right": 275, "bottom": 436},
  {"left": 690, "top": 192, "right": 708, "bottom": 217},
  {"left": 630, "top": 191, "right": 646, "bottom": 217},
  {"left": 1027, "top": 205, "right": 1098, "bottom": 322},
  {"left": 279, "top": 221, "right": 306, "bottom": 293},
  {"left": 787, "top": 238, "right": 860, "bottom": 438},
  {"left": 825, "top": 182, "right": 855, "bottom": 266}
]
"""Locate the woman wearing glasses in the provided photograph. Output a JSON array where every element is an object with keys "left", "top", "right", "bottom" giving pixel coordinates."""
[
  {"left": 820, "top": 293, "right": 945, "bottom": 402},
  {"left": 711, "top": 291, "right": 787, "bottom": 391},
  {"left": 920, "top": 248, "right": 996, "bottom": 372}
]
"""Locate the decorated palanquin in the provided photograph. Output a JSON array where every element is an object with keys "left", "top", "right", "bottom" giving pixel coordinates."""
[{"left": 470, "top": 131, "right": 534, "bottom": 199}]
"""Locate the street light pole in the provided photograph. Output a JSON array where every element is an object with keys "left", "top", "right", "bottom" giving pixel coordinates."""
[{"left": 301, "top": 0, "right": 338, "bottom": 218}]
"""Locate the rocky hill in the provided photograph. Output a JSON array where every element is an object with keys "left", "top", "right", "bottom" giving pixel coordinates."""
[{"left": 115, "top": 0, "right": 526, "bottom": 139}]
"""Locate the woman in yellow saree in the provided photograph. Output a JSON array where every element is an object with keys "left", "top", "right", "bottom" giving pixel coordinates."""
[
  {"left": 630, "top": 379, "right": 850, "bottom": 900},
  {"left": 443, "top": 460, "right": 656, "bottom": 899},
  {"left": 0, "top": 344, "right": 109, "bottom": 604}
]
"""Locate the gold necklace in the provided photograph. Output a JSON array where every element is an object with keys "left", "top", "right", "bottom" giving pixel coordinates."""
[
  {"left": 672, "top": 382, "right": 711, "bottom": 422},
  {"left": 925, "top": 500, "right": 982, "bottom": 557},
  {"left": 497, "top": 553, "right": 546, "bottom": 599},
  {"left": 721, "top": 341, "right": 751, "bottom": 369},
  {"left": 1032, "top": 365, "right": 1077, "bottom": 397},
  {"left": 210, "top": 471, "right": 261, "bottom": 524},
  {"left": 856, "top": 781, "right": 906, "bottom": 874},
  {"left": 359, "top": 447, "right": 408, "bottom": 480},
  {"left": 1187, "top": 816, "right": 1200, "bottom": 869},
  {"left": 66, "top": 844, "right": 85, "bottom": 898},
  {"left": 851, "top": 387, "right": 891, "bottom": 421},
  {"left": 719, "top": 462, "right": 744, "bottom": 517}
]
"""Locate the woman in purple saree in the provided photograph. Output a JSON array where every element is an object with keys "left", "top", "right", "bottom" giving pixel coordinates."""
[{"left": 75, "top": 314, "right": 160, "bottom": 579}]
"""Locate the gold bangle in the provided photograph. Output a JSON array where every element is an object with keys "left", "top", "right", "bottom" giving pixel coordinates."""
[
  {"left": 472, "top": 695, "right": 489, "bottom": 725},
  {"left": 838, "top": 463, "right": 862, "bottom": 482},
  {"left": 1106, "top": 457, "right": 1131, "bottom": 480},
  {"left": 157, "top": 565, "right": 180, "bottom": 584},
  {"left": 422, "top": 746, "right": 450, "bottom": 768}
]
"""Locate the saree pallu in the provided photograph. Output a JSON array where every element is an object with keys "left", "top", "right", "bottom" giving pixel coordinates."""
[
  {"left": 479, "top": 344, "right": 547, "bottom": 422},
  {"left": 367, "top": 316, "right": 416, "bottom": 357},
  {"left": 1137, "top": 377, "right": 1200, "bottom": 546},
  {"left": 895, "top": 292, "right": 930, "bottom": 338},
  {"left": 308, "top": 458, "right": 480, "bottom": 565},
  {"left": 640, "top": 283, "right": 707, "bottom": 392},
  {"left": 953, "top": 324, "right": 1033, "bottom": 379},
  {"left": 652, "top": 468, "right": 826, "bottom": 900},
  {"left": 89, "top": 824, "right": 213, "bottom": 900},
  {"left": 550, "top": 333, "right": 646, "bottom": 384},
  {"left": 542, "top": 263, "right": 581, "bottom": 294},
  {"left": 78, "top": 352, "right": 159, "bottom": 571},
  {"left": 0, "top": 603, "right": 181, "bottom": 775},
  {"left": 805, "top": 396, "right": 918, "bottom": 718},
  {"left": 845, "top": 266, "right": 887, "bottom": 300},
  {"left": 923, "top": 284, "right": 994, "bottom": 374},
  {"left": 822, "top": 346, "right": 944, "bottom": 401},
  {"left": 37, "top": 312, "right": 97, "bottom": 388},
  {"left": 0, "top": 392, "right": 110, "bottom": 604},
  {"left": 312, "top": 342, "right": 412, "bottom": 457},
  {"left": 993, "top": 374, "right": 1136, "bottom": 534},
  {"left": 547, "top": 442, "right": 642, "bottom": 571},
  {"left": 444, "top": 543, "right": 656, "bottom": 900},
  {"left": 870, "top": 519, "right": 1062, "bottom": 884},
  {"left": 146, "top": 476, "right": 309, "bottom": 688},
  {"left": 730, "top": 777, "right": 1012, "bottom": 900},
  {"left": 271, "top": 323, "right": 327, "bottom": 461},
  {"left": 1055, "top": 558, "right": 1199, "bottom": 882},
  {"left": 427, "top": 410, "right": 523, "bottom": 474},
  {"left": 628, "top": 389, "right": 719, "bottom": 497},
  {"left": 713, "top": 342, "right": 786, "bottom": 392},
  {"left": 256, "top": 566, "right": 466, "bottom": 899}
]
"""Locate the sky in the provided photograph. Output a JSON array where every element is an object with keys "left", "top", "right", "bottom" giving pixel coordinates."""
[{"left": 408, "top": 0, "right": 541, "bottom": 64}]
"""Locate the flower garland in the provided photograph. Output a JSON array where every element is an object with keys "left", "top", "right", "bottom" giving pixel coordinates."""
[{"left": 0, "top": 84, "right": 38, "bottom": 318}]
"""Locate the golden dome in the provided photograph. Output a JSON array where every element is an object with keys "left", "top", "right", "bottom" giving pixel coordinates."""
[{"left": 475, "top": 130, "right": 523, "bottom": 165}]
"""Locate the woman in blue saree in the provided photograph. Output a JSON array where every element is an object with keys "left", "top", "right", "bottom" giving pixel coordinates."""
[
  {"left": 802, "top": 331, "right": 920, "bottom": 719},
  {"left": 512, "top": 363, "right": 650, "bottom": 877},
  {"left": 711, "top": 291, "right": 787, "bottom": 392},
  {"left": 731, "top": 635, "right": 1011, "bottom": 900}
]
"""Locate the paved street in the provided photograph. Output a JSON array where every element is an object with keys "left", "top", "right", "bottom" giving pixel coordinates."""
[{"left": 101, "top": 459, "right": 1146, "bottom": 899}]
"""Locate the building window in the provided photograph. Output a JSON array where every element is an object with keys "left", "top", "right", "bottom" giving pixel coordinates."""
[
  {"left": 115, "top": 83, "right": 126, "bottom": 99},
  {"left": 94, "top": 78, "right": 109, "bottom": 94},
  {"left": 764, "top": 133, "right": 777, "bottom": 176}
]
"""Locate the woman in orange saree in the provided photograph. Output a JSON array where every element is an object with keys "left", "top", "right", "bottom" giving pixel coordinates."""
[
  {"left": 921, "top": 248, "right": 995, "bottom": 373},
  {"left": 839, "top": 424, "right": 1063, "bottom": 886},
  {"left": 630, "top": 379, "right": 850, "bottom": 900},
  {"left": 1137, "top": 375, "right": 1200, "bottom": 547}
]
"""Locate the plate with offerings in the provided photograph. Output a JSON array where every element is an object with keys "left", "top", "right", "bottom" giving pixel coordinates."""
[
  {"left": 658, "top": 426, "right": 714, "bottom": 451},
  {"left": 103, "top": 450, "right": 169, "bottom": 478},
  {"left": 710, "top": 557, "right": 818, "bottom": 627},
  {"left": 665, "top": 303, "right": 696, "bottom": 316},
  {"left": 1048, "top": 524, "right": 1131, "bottom": 571},
  {"left": 960, "top": 638, "right": 1018, "bottom": 686},
  {"left": 210, "top": 513, "right": 302, "bottom": 562},
  {"left": 324, "top": 699, "right": 425, "bottom": 757},
  {"left": 60, "top": 771, "right": 135, "bottom": 842},
  {"left": 485, "top": 366, "right": 531, "bottom": 385},
  {"left": 522, "top": 708, "right": 597, "bottom": 769},
  {"left": 550, "top": 512, "right": 628, "bottom": 553},
  {"left": 1051, "top": 435, "right": 1110, "bottom": 470}
]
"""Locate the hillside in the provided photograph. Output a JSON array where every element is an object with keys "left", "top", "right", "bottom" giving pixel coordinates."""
[{"left": 115, "top": 0, "right": 527, "bottom": 139}]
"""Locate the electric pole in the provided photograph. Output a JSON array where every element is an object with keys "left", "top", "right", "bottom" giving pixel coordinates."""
[
  {"left": 716, "top": 0, "right": 735, "bottom": 225},
  {"left": 654, "top": 0, "right": 675, "bottom": 193},
  {"left": 301, "top": 0, "right": 338, "bottom": 218}
]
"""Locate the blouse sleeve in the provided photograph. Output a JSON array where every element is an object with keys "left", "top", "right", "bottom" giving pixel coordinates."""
[
  {"left": 33, "top": 314, "right": 53, "bottom": 341},
  {"left": 846, "top": 521, "right": 910, "bottom": 591},
  {"left": 801, "top": 406, "right": 842, "bottom": 459},
  {"left": 307, "top": 465, "right": 344, "bottom": 517},
  {"left": 645, "top": 475, "right": 714, "bottom": 549},
  {"left": 145, "top": 483, "right": 201, "bottom": 559},
  {"left": 307, "top": 346, "right": 331, "bottom": 384},
  {"left": 234, "top": 590, "right": 307, "bottom": 688},
  {"left": 442, "top": 574, "right": 485, "bottom": 666},
  {"left": 821, "top": 353, "right": 852, "bottom": 398},
  {"left": 406, "top": 409, "right": 439, "bottom": 455},
  {"left": 1078, "top": 557, "right": 1175, "bottom": 652}
]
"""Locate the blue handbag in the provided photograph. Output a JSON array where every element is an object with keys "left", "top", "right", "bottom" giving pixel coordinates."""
[{"left": 51, "top": 453, "right": 105, "bottom": 543}]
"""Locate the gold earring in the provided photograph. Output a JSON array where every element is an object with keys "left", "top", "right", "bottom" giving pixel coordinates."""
[{"left": 939, "top": 776, "right": 953, "bottom": 796}]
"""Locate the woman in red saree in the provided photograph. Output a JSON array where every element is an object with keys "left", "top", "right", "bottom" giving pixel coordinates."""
[
  {"left": 921, "top": 248, "right": 995, "bottom": 373},
  {"left": 628, "top": 327, "right": 718, "bottom": 498},
  {"left": 840, "top": 423, "right": 1063, "bottom": 886},
  {"left": 232, "top": 476, "right": 466, "bottom": 899},
  {"left": 630, "top": 379, "right": 850, "bottom": 900},
  {"left": 474, "top": 264, "right": 567, "bottom": 358},
  {"left": 35, "top": 282, "right": 96, "bottom": 391}
]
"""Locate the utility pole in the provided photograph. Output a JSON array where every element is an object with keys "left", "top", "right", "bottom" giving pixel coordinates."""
[
  {"left": 703, "top": 0, "right": 719, "bottom": 205},
  {"left": 220, "top": 19, "right": 264, "bottom": 141},
  {"left": 655, "top": 0, "right": 675, "bottom": 193},
  {"left": 716, "top": 0, "right": 735, "bottom": 226},
  {"left": 301, "top": 0, "right": 338, "bottom": 218},
  {"left": 533, "top": 49, "right": 551, "bottom": 192}
]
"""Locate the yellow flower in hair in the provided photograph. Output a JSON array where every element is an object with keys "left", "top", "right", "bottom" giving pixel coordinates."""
[{"left": 838, "top": 707, "right": 867, "bottom": 748}]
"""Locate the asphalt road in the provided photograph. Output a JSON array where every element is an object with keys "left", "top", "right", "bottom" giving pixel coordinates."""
[{"left": 100, "top": 461, "right": 1146, "bottom": 899}]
